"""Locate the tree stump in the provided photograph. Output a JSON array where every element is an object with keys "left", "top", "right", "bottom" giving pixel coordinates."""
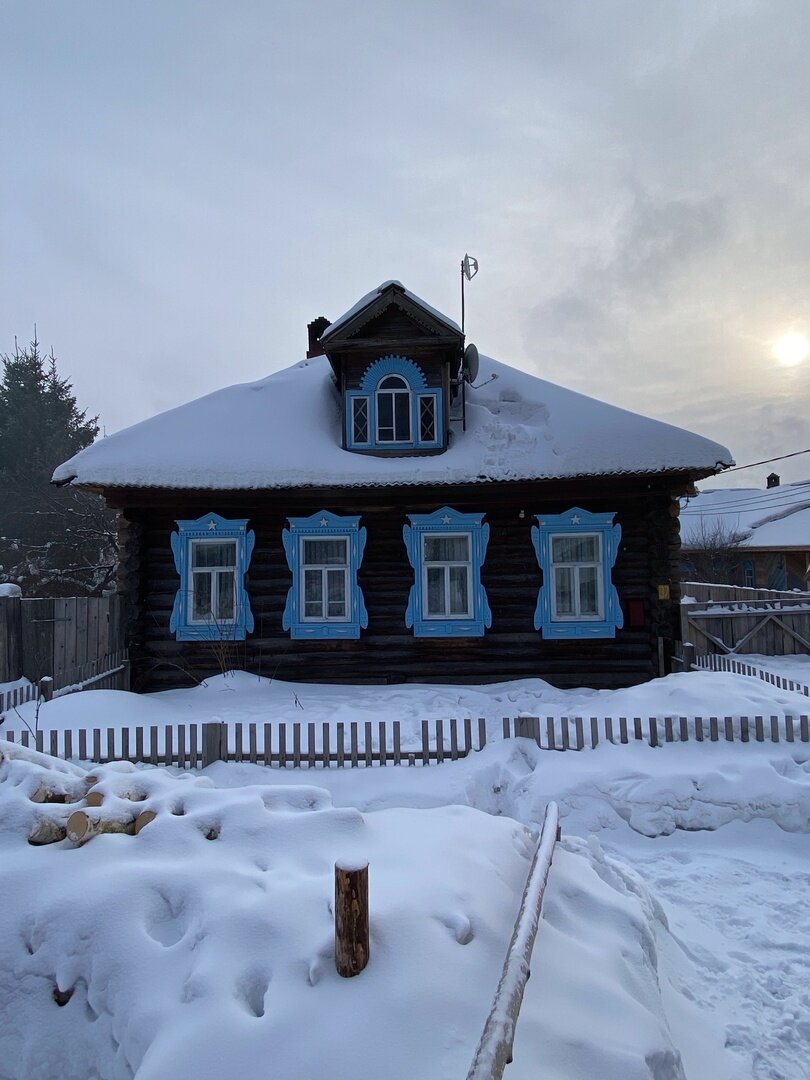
[{"left": 335, "top": 860, "right": 369, "bottom": 977}]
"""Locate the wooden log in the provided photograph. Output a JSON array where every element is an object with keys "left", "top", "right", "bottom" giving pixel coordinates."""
[
  {"left": 66, "top": 810, "right": 136, "bottom": 844},
  {"left": 29, "top": 781, "right": 82, "bottom": 804},
  {"left": 335, "top": 860, "right": 369, "bottom": 978},
  {"left": 85, "top": 791, "right": 105, "bottom": 807},
  {"left": 135, "top": 809, "right": 157, "bottom": 834},
  {"left": 28, "top": 817, "right": 68, "bottom": 845}
]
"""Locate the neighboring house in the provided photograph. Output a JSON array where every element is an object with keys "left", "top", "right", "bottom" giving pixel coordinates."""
[
  {"left": 53, "top": 281, "right": 733, "bottom": 691},
  {"left": 680, "top": 476, "right": 810, "bottom": 590}
]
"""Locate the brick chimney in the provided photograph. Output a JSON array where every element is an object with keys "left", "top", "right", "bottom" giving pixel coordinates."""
[
  {"left": 766, "top": 472, "right": 780, "bottom": 488},
  {"left": 306, "top": 316, "right": 331, "bottom": 358}
]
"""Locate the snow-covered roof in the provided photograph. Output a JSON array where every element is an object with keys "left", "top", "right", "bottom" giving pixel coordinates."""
[
  {"left": 680, "top": 482, "right": 810, "bottom": 549},
  {"left": 321, "top": 280, "right": 462, "bottom": 338},
  {"left": 53, "top": 353, "right": 733, "bottom": 491}
]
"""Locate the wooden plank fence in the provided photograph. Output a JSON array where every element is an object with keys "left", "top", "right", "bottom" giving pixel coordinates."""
[
  {"left": 2, "top": 709, "right": 808, "bottom": 768},
  {"left": 0, "top": 595, "right": 125, "bottom": 685},
  {"left": 681, "top": 581, "right": 810, "bottom": 605},
  {"left": 680, "top": 596, "right": 810, "bottom": 658},
  {"left": 0, "top": 651, "right": 130, "bottom": 716}
]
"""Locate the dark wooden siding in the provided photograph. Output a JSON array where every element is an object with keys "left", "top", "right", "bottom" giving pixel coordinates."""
[{"left": 113, "top": 478, "right": 685, "bottom": 693}]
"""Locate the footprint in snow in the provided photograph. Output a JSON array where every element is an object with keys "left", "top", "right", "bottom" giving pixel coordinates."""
[
  {"left": 144, "top": 890, "right": 190, "bottom": 948},
  {"left": 234, "top": 966, "right": 271, "bottom": 1017}
]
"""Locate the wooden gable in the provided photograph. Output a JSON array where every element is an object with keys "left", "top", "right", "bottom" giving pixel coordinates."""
[
  {"left": 320, "top": 281, "right": 463, "bottom": 386},
  {"left": 320, "top": 282, "right": 464, "bottom": 455}
]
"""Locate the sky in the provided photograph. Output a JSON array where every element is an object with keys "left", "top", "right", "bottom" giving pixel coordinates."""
[{"left": 2, "top": 0, "right": 809, "bottom": 490}]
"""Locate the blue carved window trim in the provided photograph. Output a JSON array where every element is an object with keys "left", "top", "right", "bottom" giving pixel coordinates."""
[
  {"left": 531, "top": 508, "right": 623, "bottom": 639},
  {"left": 282, "top": 510, "right": 368, "bottom": 639},
  {"left": 742, "top": 559, "right": 756, "bottom": 588},
  {"left": 403, "top": 507, "right": 491, "bottom": 637},
  {"left": 170, "top": 512, "right": 255, "bottom": 641},
  {"left": 345, "top": 355, "right": 443, "bottom": 451}
]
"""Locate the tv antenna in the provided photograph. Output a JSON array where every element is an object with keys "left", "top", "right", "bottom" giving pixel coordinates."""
[{"left": 460, "top": 253, "right": 478, "bottom": 334}]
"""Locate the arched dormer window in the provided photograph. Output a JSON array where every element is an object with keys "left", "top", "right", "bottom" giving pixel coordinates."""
[
  {"left": 376, "top": 374, "right": 411, "bottom": 443},
  {"left": 345, "top": 355, "right": 443, "bottom": 452}
]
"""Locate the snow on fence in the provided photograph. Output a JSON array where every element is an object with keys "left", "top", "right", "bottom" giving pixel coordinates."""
[
  {"left": 680, "top": 594, "right": 810, "bottom": 657},
  {"left": 0, "top": 651, "right": 130, "bottom": 716},
  {"left": 2, "top": 710, "right": 808, "bottom": 768},
  {"left": 694, "top": 652, "right": 810, "bottom": 698},
  {"left": 467, "top": 800, "right": 559, "bottom": 1080}
]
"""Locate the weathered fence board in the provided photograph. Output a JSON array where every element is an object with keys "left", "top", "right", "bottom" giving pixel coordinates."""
[
  {"left": 3, "top": 708, "right": 807, "bottom": 769},
  {"left": 694, "top": 652, "right": 810, "bottom": 697},
  {"left": 681, "top": 594, "right": 810, "bottom": 658},
  {"left": 0, "top": 595, "right": 125, "bottom": 685},
  {"left": 0, "top": 651, "right": 130, "bottom": 716}
]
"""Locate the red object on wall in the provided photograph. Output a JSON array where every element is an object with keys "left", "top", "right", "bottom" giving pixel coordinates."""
[{"left": 627, "top": 599, "right": 645, "bottom": 627}]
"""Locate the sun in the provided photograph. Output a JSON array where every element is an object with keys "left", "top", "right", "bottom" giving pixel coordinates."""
[{"left": 773, "top": 331, "right": 809, "bottom": 367}]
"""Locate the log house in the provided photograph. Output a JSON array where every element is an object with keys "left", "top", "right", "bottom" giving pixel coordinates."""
[{"left": 54, "top": 281, "right": 733, "bottom": 691}]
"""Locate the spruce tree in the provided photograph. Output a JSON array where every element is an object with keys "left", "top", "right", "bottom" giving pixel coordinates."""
[{"left": 0, "top": 334, "right": 117, "bottom": 595}]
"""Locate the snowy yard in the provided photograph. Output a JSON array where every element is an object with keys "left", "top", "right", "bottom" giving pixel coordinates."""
[{"left": 2, "top": 665, "right": 810, "bottom": 1079}]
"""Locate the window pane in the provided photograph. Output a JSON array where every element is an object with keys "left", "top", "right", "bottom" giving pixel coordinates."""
[
  {"left": 192, "top": 571, "right": 212, "bottom": 620},
  {"left": 449, "top": 565, "right": 469, "bottom": 615},
  {"left": 352, "top": 398, "right": 369, "bottom": 443},
  {"left": 303, "top": 539, "right": 347, "bottom": 565},
  {"left": 326, "top": 569, "right": 346, "bottom": 618},
  {"left": 377, "top": 393, "right": 394, "bottom": 440},
  {"left": 426, "top": 566, "right": 445, "bottom": 615},
  {"left": 379, "top": 375, "right": 407, "bottom": 389},
  {"left": 424, "top": 535, "right": 469, "bottom": 562},
  {"left": 304, "top": 569, "right": 322, "bottom": 618},
  {"left": 552, "top": 535, "right": 598, "bottom": 564},
  {"left": 394, "top": 392, "right": 411, "bottom": 440},
  {"left": 193, "top": 541, "right": 236, "bottom": 568},
  {"left": 419, "top": 396, "right": 435, "bottom": 441},
  {"left": 578, "top": 566, "right": 599, "bottom": 615},
  {"left": 217, "top": 571, "right": 235, "bottom": 621},
  {"left": 554, "top": 567, "right": 574, "bottom": 615}
]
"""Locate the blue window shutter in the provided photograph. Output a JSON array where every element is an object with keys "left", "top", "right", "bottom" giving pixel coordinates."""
[
  {"left": 532, "top": 507, "right": 623, "bottom": 639},
  {"left": 170, "top": 512, "right": 255, "bottom": 642},
  {"left": 404, "top": 507, "right": 491, "bottom": 638},
  {"left": 345, "top": 355, "right": 443, "bottom": 451},
  {"left": 282, "top": 510, "right": 367, "bottom": 639}
]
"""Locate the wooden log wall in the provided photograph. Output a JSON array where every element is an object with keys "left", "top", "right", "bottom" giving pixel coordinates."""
[{"left": 110, "top": 477, "right": 689, "bottom": 693}]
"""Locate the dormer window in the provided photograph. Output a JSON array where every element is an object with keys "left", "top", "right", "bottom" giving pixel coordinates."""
[
  {"left": 376, "top": 375, "right": 411, "bottom": 442},
  {"left": 345, "top": 355, "right": 442, "bottom": 452}
]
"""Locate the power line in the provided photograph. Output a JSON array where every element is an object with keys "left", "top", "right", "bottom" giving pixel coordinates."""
[
  {"left": 722, "top": 447, "right": 810, "bottom": 475},
  {"left": 681, "top": 484, "right": 810, "bottom": 516}
]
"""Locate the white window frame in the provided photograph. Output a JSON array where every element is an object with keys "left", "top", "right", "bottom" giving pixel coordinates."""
[
  {"left": 421, "top": 531, "right": 473, "bottom": 619},
  {"left": 187, "top": 537, "right": 239, "bottom": 627},
  {"left": 299, "top": 535, "right": 350, "bottom": 623},
  {"left": 375, "top": 374, "right": 412, "bottom": 444},
  {"left": 549, "top": 531, "right": 604, "bottom": 622}
]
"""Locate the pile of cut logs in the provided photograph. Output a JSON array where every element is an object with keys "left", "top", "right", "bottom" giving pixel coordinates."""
[{"left": 0, "top": 743, "right": 159, "bottom": 847}]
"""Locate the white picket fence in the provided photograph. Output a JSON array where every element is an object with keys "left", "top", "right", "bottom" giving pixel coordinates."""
[{"left": 2, "top": 709, "right": 808, "bottom": 769}]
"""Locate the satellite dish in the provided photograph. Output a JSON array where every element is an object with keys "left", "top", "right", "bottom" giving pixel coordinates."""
[{"left": 463, "top": 343, "right": 479, "bottom": 384}]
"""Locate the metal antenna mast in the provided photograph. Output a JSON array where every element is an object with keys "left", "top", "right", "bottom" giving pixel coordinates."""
[{"left": 460, "top": 253, "right": 479, "bottom": 334}]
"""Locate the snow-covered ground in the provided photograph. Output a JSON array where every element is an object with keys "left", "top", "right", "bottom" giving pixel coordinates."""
[
  {"left": 742, "top": 653, "right": 810, "bottom": 686},
  {"left": 2, "top": 668, "right": 810, "bottom": 1079},
  {"left": 4, "top": 667, "right": 810, "bottom": 740}
]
